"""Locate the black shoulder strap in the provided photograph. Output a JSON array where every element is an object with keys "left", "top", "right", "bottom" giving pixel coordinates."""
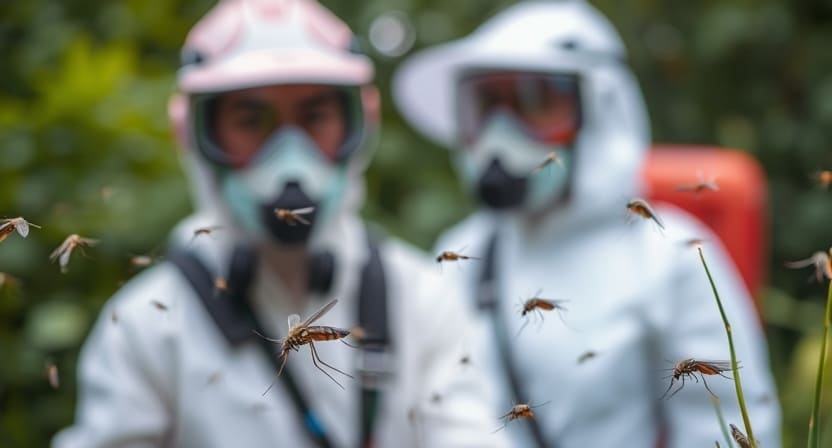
[
  {"left": 169, "top": 233, "right": 391, "bottom": 448},
  {"left": 167, "top": 247, "right": 257, "bottom": 345},
  {"left": 168, "top": 246, "right": 334, "bottom": 448},
  {"left": 356, "top": 233, "right": 390, "bottom": 448},
  {"left": 479, "top": 233, "right": 552, "bottom": 448}
]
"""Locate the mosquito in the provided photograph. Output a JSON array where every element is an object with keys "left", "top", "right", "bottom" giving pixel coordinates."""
[
  {"left": 49, "top": 234, "right": 98, "bottom": 273},
  {"left": 811, "top": 170, "right": 832, "bottom": 190},
  {"left": 681, "top": 238, "right": 708, "bottom": 248},
  {"left": 0, "top": 217, "right": 41, "bottom": 243},
  {"left": 661, "top": 358, "right": 734, "bottom": 399},
  {"left": 150, "top": 300, "right": 169, "bottom": 311},
  {"left": 0, "top": 272, "right": 20, "bottom": 290},
  {"left": 577, "top": 350, "right": 597, "bottom": 364},
  {"left": 675, "top": 172, "right": 719, "bottom": 194},
  {"left": 784, "top": 249, "right": 832, "bottom": 283},
  {"left": 530, "top": 151, "right": 563, "bottom": 174},
  {"left": 435, "top": 247, "right": 479, "bottom": 265},
  {"left": 274, "top": 207, "right": 314, "bottom": 226},
  {"left": 46, "top": 362, "right": 60, "bottom": 389},
  {"left": 189, "top": 225, "right": 223, "bottom": 244},
  {"left": 459, "top": 354, "right": 471, "bottom": 367},
  {"left": 626, "top": 198, "right": 665, "bottom": 230},
  {"left": 493, "top": 401, "right": 551, "bottom": 433},
  {"left": 254, "top": 298, "right": 356, "bottom": 393},
  {"left": 214, "top": 277, "right": 228, "bottom": 293},
  {"left": 516, "top": 290, "right": 570, "bottom": 335},
  {"left": 130, "top": 255, "right": 155, "bottom": 268}
]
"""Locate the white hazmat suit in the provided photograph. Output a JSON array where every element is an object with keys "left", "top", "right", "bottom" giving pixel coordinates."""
[
  {"left": 394, "top": 1, "right": 782, "bottom": 447},
  {"left": 53, "top": 1, "right": 506, "bottom": 447}
]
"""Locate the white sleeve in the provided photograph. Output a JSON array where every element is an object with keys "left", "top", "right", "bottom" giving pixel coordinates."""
[
  {"left": 654, "top": 241, "right": 782, "bottom": 448},
  {"left": 51, "top": 300, "right": 174, "bottom": 448},
  {"left": 413, "top": 273, "right": 509, "bottom": 448}
]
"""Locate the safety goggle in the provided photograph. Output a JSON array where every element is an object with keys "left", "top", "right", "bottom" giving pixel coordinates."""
[
  {"left": 457, "top": 71, "right": 582, "bottom": 147},
  {"left": 190, "top": 85, "right": 365, "bottom": 168}
]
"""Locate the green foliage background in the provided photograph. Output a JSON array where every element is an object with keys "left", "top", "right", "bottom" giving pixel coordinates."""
[{"left": 0, "top": 0, "right": 831, "bottom": 446}]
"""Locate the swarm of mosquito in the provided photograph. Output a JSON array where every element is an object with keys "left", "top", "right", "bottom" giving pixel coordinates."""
[
  {"left": 254, "top": 298, "right": 357, "bottom": 393},
  {"left": 274, "top": 207, "right": 314, "bottom": 226},
  {"left": 516, "top": 289, "right": 570, "bottom": 336},
  {"left": 492, "top": 401, "right": 551, "bottom": 433},
  {"left": 661, "top": 358, "right": 735, "bottom": 399},
  {"left": 49, "top": 234, "right": 98, "bottom": 274},
  {"left": 784, "top": 248, "right": 832, "bottom": 283},
  {"left": 626, "top": 198, "right": 665, "bottom": 231},
  {"left": 0, "top": 217, "right": 41, "bottom": 243}
]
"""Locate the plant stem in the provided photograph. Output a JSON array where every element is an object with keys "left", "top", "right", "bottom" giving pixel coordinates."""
[
  {"left": 698, "top": 247, "right": 757, "bottom": 448},
  {"left": 807, "top": 279, "right": 832, "bottom": 448},
  {"left": 711, "top": 395, "right": 735, "bottom": 448}
]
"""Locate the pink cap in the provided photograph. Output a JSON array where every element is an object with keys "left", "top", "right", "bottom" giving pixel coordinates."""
[{"left": 177, "top": 0, "right": 374, "bottom": 94}]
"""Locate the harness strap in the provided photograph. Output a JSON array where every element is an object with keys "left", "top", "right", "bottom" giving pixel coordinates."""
[
  {"left": 478, "top": 233, "right": 552, "bottom": 448},
  {"left": 169, "top": 247, "right": 334, "bottom": 448},
  {"left": 169, "top": 231, "right": 391, "bottom": 448}
]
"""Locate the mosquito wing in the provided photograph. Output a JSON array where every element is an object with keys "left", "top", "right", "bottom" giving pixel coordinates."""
[
  {"left": 80, "top": 237, "right": 99, "bottom": 246},
  {"left": 292, "top": 207, "right": 315, "bottom": 215},
  {"left": 15, "top": 219, "right": 29, "bottom": 237},
  {"left": 785, "top": 252, "right": 827, "bottom": 269},
  {"left": 49, "top": 240, "right": 69, "bottom": 262},
  {"left": 302, "top": 298, "right": 338, "bottom": 326},
  {"left": 287, "top": 314, "right": 301, "bottom": 330},
  {"left": 59, "top": 248, "right": 73, "bottom": 272},
  {"left": 693, "top": 360, "right": 733, "bottom": 372}
]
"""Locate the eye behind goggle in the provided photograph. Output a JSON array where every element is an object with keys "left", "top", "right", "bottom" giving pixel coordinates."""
[
  {"left": 457, "top": 71, "right": 582, "bottom": 147},
  {"left": 190, "top": 85, "right": 366, "bottom": 168}
]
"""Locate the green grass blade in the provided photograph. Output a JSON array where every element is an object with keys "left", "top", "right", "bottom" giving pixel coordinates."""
[
  {"left": 807, "top": 279, "right": 832, "bottom": 448},
  {"left": 698, "top": 247, "right": 757, "bottom": 448}
]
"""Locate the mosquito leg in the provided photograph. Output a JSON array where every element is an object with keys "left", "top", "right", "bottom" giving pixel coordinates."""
[
  {"left": 262, "top": 354, "right": 289, "bottom": 396},
  {"left": 668, "top": 376, "right": 687, "bottom": 399},
  {"left": 251, "top": 329, "right": 283, "bottom": 343},
  {"left": 310, "top": 343, "right": 354, "bottom": 379},
  {"left": 276, "top": 352, "right": 289, "bottom": 377},
  {"left": 515, "top": 319, "right": 530, "bottom": 337},
  {"left": 660, "top": 378, "right": 676, "bottom": 399},
  {"left": 308, "top": 344, "right": 345, "bottom": 389},
  {"left": 701, "top": 373, "right": 719, "bottom": 399},
  {"left": 491, "top": 419, "right": 509, "bottom": 434},
  {"left": 339, "top": 338, "right": 360, "bottom": 349}
]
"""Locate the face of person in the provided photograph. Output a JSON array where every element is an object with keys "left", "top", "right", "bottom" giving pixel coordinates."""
[{"left": 212, "top": 84, "right": 348, "bottom": 165}]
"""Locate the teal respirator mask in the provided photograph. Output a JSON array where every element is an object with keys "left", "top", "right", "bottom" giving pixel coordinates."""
[
  {"left": 455, "top": 71, "right": 581, "bottom": 211},
  {"left": 190, "top": 86, "right": 364, "bottom": 245}
]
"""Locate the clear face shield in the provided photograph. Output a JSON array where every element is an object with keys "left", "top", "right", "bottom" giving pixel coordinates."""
[
  {"left": 455, "top": 71, "right": 582, "bottom": 210},
  {"left": 191, "top": 84, "right": 365, "bottom": 168},
  {"left": 189, "top": 84, "right": 367, "bottom": 244}
]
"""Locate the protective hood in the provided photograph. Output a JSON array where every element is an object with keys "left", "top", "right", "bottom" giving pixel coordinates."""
[
  {"left": 169, "top": 0, "right": 376, "bottom": 248},
  {"left": 393, "top": 0, "right": 650, "bottom": 231}
]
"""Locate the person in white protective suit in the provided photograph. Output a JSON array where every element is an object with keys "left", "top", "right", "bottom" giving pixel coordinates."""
[
  {"left": 52, "top": 1, "right": 507, "bottom": 447},
  {"left": 393, "top": 1, "right": 782, "bottom": 447}
]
